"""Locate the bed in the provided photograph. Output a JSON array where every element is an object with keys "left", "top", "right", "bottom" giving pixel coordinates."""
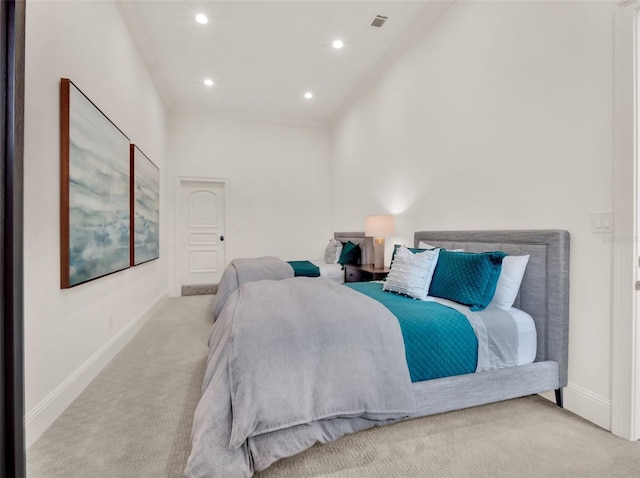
[
  {"left": 300, "top": 232, "right": 372, "bottom": 281},
  {"left": 187, "top": 229, "right": 569, "bottom": 477},
  {"left": 212, "top": 232, "right": 372, "bottom": 318}
]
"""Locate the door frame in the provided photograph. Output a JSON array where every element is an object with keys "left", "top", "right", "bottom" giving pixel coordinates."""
[
  {"left": 1, "top": 0, "right": 25, "bottom": 475},
  {"left": 612, "top": 0, "right": 640, "bottom": 441},
  {"left": 172, "top": 176, "right": 229, "bottom": 296}
]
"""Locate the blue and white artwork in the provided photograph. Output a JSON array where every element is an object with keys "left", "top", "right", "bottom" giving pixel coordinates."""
[
  {"left": 132, "top": 146, "right": 160, "bottom": 265},
  {"left": 64, "top": 81, "right": 130, "bottom": 287}
]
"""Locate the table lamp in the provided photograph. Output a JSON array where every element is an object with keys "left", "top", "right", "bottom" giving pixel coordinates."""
[{"left": 365, "top": 215, "right": 395, "bottom": 269}]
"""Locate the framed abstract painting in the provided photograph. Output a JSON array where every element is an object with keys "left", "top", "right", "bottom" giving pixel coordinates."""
[
  {"left": 60, "top": 78, "right": 131, "bottom": 288},
  {"left": 130, "top": 145, "right": 160, "bottom": 265}
]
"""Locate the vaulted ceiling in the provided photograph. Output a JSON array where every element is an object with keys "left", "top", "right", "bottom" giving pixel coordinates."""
[{"left": 117, "top": 1, "right": 454, "bottom": 128}]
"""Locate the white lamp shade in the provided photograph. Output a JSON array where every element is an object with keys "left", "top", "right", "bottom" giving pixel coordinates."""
[{"left": 365, "top": 215, "right": 395, "bottom": 237}]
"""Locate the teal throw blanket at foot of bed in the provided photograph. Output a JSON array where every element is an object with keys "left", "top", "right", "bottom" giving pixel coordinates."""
[
  {"left": 346, "top": 282, "right": 478, "bottom": 382},
  {"left": 287, "top": 260, "right": 321, "bottom": 277}
]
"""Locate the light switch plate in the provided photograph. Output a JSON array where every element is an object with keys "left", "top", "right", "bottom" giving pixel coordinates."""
[{"left": 591, "top": 212, "right": 614, "bottom": 233}]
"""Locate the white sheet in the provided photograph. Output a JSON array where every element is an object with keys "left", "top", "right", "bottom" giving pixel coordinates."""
[
  {"left": 479, "top": 305, "right": 537, "bottom": 366},
  {"left": 310, "top": 260, "right": 344, "bottom": 283}
]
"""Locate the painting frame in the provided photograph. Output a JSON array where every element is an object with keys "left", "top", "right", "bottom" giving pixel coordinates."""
[
  {"left": 130, "top": 145, "right": 160, "bottom": 266},
  {"left": 60, "top": 78, "right": 131, "bottom": 288}
]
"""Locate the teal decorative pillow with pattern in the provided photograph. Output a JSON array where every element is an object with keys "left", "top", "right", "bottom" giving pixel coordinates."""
[{"left": 428, "top": 250, "right": 507, "bottom": 311}]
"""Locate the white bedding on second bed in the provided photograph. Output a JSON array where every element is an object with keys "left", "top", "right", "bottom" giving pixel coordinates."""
[{"left": 310, "top": 260, "right": 344, "bottom": 283}]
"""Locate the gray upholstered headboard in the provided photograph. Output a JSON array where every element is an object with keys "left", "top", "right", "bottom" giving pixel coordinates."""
[
  {"left": 334, "top": 232, "right": 373, "bottom": 265},
  {"left": 414, "top": 230, "right": 570, "bottom": 387}
]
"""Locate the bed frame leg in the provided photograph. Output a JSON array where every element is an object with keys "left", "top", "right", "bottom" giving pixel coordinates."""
[{"left": 555, "top": 388, "right": 563, "bottom": 408}]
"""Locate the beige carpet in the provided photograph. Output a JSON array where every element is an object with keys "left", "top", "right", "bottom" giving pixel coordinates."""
[
  {"left": 258, "top": 396, "right": 640, "bottom": 478},
  {"left": 27, "top": 295, "right": 213, "bottom": 478},
  {"left": 28, "top": 295, "right": 640, "bottom": 477}
]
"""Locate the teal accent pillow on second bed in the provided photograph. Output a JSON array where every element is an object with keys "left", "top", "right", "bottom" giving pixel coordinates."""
[
  {"left": 338, "top": 241, "right": 361, "bottom": 265},
  {"left": 428, "top": 250, "right": 506, "bottom": 311}
]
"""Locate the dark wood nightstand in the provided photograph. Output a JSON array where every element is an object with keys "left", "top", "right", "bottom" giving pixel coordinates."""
[{"left": 344, "top": 264, "right": 390, "bottom": 283}]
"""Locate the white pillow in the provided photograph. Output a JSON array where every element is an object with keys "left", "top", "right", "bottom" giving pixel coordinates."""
[
  {"left": 418, "top": 240, "right": 464, "bottom": 252},
  {"left": 324, "top": 239, "right": 343, "bottom": 264},
  {"left": 490, "top": 255, "right": 530, "bottom": 310},
  {"left": 383, "top": 246, "right": 440, "bottom": 300}
]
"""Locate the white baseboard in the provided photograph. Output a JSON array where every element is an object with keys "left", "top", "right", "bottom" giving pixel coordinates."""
[
  {"left": 25, "top": 292, "right": 169, "bottom": 449},
  {"left": 540, "top": 382, "right": 611, "bottom": 431},
  {"left": 565, "top": 383, "right": 612, "bottom": 430}
]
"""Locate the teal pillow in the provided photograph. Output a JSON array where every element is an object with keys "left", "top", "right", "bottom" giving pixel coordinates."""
[
  {"left": 338, "top": 241, "right": 361, "bottom": 265},
  {"left": 428, "top": 250, "right": 507, "bottom": 311}
]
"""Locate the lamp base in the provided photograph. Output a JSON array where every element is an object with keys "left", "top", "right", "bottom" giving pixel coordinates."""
[{"left": 373, "top": 237, "right": 385, "bottom": 269}]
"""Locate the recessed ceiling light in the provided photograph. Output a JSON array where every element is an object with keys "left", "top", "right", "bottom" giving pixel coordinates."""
[
  {"left": 204, "top": 79, "right": 214, "bottom": 87},
  {"left": 195, "top": 14, "right": 208, "bottom": 24},
  {"left": 304, "top": 92, "right": 313, "bottom": 99},
  {"left": 332, "top": 39, "right": 344, "bottom": 49}
]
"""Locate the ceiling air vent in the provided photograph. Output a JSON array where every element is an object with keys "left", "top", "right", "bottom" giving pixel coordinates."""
[{"left": 370, "top": 14, "right": 388, "bottom": 28}]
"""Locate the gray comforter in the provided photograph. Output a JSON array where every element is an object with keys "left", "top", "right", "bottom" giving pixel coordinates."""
[
  {"left": 212, "top": 257, "right": 294, "bottom": 319},
  {"left": 187, "top": 278, "right": 416, "bottom": 477}
]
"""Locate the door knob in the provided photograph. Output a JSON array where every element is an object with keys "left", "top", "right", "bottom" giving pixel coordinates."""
[{"left": 220, "top": 235, "right": 225, "bottom": 242}]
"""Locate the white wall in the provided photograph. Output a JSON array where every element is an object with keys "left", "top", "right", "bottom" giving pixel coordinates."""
[
  {"left": 331, "top": 1, "right": 615, "bottom": 428},
  {"left": 24, "top": 1, "right": 169, "bottom": 446},
  {"left": 167, "top": 114, "right": 332, "bottom": 295}
]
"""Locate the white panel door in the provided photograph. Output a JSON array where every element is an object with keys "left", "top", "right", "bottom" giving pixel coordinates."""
[{"left": 177, "top": 179, "right": 226, "bottom": 286}]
